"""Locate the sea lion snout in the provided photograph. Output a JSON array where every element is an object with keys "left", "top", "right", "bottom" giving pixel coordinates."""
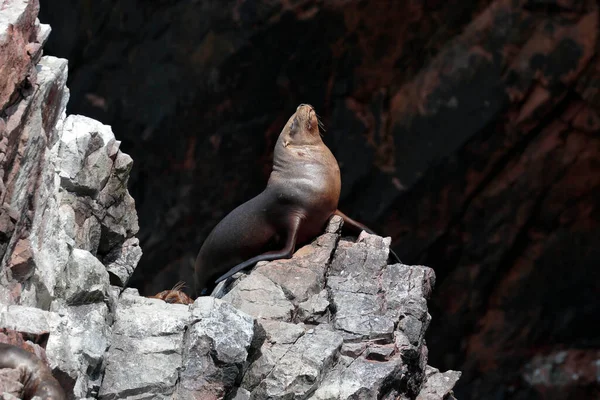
[
  {"left": 294, "top": 104, "right": 319, "bottom": 134},
  {"left": 296, "top": 103, "right": 314, "bottom": 111}
]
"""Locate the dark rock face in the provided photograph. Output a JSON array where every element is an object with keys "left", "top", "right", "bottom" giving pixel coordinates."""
[{"left": 37, "top": 0, "right": 600, "bottom": 398}]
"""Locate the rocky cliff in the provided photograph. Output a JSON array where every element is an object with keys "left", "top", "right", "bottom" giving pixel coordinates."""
[
  {"left": 34, "top": 0, "right": 600, "bottom": 398},
  {"left": 0, "top": 1, "right": 458, "bottom": 399}
]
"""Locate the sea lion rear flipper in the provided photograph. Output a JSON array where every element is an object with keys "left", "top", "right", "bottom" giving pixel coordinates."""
[
  {"left": 335, "top": 209, "right": 401, "bottom": 264},
  {"left": 214, "top": 215, "right": 302, "bottom": 284}
]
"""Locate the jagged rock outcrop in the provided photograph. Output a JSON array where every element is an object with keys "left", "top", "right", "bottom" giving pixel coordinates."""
[
  {"left": 1, "top": 0, "right": 140, "bottom": 397},
  {"left": 1, "top": 1, "right": 460, "bottom": 399}
]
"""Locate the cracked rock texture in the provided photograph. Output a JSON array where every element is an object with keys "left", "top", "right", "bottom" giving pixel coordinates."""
[
  {"left": 1, "top": 1, "right": 459, "bottom": 399},
  {"left": 218, "top": 216, "right": 457, "bottom": 400}
]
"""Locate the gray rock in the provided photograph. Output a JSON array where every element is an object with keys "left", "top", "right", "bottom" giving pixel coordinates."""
[
  {"left": 382, "top": 264, "right": 435, "bottom": 301},
  {"left": 176, "top": 297, "right": 255, "bottom": 399},
  {"left": 311, "top": 356, "right": 405, "bottom": 400},
  {"left": 230, "top": 387, "right": 251, "bottom": 400},
  {"left": 98, "top": 292, "right": 190, "bottom": 400},
  {"left": 327, "top": 234, "right": 398, "bottom": 340},
  {"left": 54, "top": 248, "right": 110, "bottom": 305},
  {"left": 332, "top": 290, "right": 395, "bottom": 340},
  {"left": 251, "top": 327, "right": 343, "bottom": 399},
  {"left": 8, "top": 56, "right": 71, "bottom": 309},
  {"left": 56, "top": 115, "right": 140, "bottom": 256},
  {"left": 57, "top": 115, "right": 115, "bottom": 196},
  {"left": 103, "top": 237, "right": 143, "bottom": 287},
  {"left": 190, "top": 297, "right": 254, "bottom": 365},
  {"left": 297, "top": 290, "right": 330, "bottom": 323},
  {"left": 365, "top": 344, "right": 395, "bottom": 361},
  {"left": 0, "top": 305, "right": 59, "bottom": 334},
  {"left": 340, "top": 342, "right": 366, "bottom": 358},
  {"left": 383, "top": 265, "right": 435, "bottom": 351},
  {"left": 259, "top": 319, "right": 306, "bottom": 345},
  {"left": 242, "top": 320, "right": 306, "bottom": 391},
  {"left": 253, "top": 227, "right": 339, "bottom": 304},
  {"left": 223, "top": 273, "right": 294, "bottom": 321},
  {"left": 416, "top": 366, "right": 461, "bottom": 400},
  {"left": 47, "top": 303, "right": 112, "bottom": 398}
]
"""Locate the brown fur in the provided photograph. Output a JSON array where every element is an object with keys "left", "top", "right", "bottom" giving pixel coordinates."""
[
  {"left": 0, "top": 343, "right": 66, "bottom": 400},
  {"left": 150, "top": 281, "right": 194, "bottom": 304},
  {"left": 194, "top": 104, "right": 399, "bottom": 297}
]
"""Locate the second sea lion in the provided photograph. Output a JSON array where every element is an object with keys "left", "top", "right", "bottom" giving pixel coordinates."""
[
  {"left": 194, "top": 104, "right": 399, "bottom": 296},
  {"left": 0, "top": 342, "right": 66, "bottom": 400}
]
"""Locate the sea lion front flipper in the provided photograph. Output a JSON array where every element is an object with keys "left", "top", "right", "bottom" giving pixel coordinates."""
[
  {"left": 334, "top": 209, "right": 402, "bottom": 264},
  {"left": 214, "top": 215, "right": 302, "bottom": 284}
]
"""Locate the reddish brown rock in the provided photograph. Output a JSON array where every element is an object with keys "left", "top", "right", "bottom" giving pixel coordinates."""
[{"left": 0, "top": 0, "right": 43, "bottom": 111}]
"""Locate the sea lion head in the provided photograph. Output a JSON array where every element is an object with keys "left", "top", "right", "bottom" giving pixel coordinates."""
[{"left": 279, "top": 104, "right": 323, "bottom": 147}]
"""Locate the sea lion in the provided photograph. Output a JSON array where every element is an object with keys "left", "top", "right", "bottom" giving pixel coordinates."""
[
  {"left": 150, "top": 281, "right": 194, "bottom": 305},
  {"left": 194, "top": 104, "right": 399, "bottom": 296},
  {"left": 0, "top": 343, "right": 66, "bottom": 400}
]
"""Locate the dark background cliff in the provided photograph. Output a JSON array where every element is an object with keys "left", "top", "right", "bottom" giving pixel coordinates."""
[{"left": 37, "top": 0, "right": 600, "bottom": 399}]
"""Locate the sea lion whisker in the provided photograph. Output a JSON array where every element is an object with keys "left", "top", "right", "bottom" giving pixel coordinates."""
[
  {"left": 171, "top": 280, "right": 187, "bottom": 291},
  {"left": 315, "top": 113, "right": 326, "bottom": 135}
]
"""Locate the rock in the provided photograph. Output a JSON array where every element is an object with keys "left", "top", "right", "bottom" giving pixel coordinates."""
[
  {"left": 253, "top": 218, "right": 340, "bottom": 303},
  {"left": 56, "top": 115, "right": 140, "bottom": 256},
  {"left": 0, "top": 305, "right": 59, "bottom": 335},
  {"left": 1, "top": 55, "right": 70, "bottom": 308},
  {"left": 98, "top": 292, "right": 189, "bottom": 400},
  {"left": 222, "top": 273, "right": 294, "bottom": 321},
  {"left": 251, "top": 327, "right": 344, "bottom": 399},
  {"left": 102, "top": 237, "right": 143, "bottom": 287},
  {"left": 7, "top": 237, "right": 34, "bottom": 281},
  {"left": 218, "top": 217, "right": 459, "bottom": 399},
  {"left": 241, "top": 320, "right": 305, "bottom": 391},
  {"left": 47, "top": 303, "right": 112, "bottom": 398},
  {"left": 57, "top": 115, "right": 115, "bottom": 196},
  {"left": 176, "top": 297, "right": 255, "bottom": 399},
  {"left": 328, "top": 237, "right": 396, "bottom": 340},
  {"left": 54, "top": 248, "right": 110, "bottom": 305},
  {"left": 0, "top": 0, "right": 42, "bottom": 110},
  {"left": 311, "top": 356, "right": 405, "bottom": 400},
  {"left": 416, "top": 366, "right": 461, "bottom": 400},
  {"left": 230, "top": 387, "right": 251, "bottom": 400},
  {"left": 297, "top": 290, "right": 330, "bottom": 323}
]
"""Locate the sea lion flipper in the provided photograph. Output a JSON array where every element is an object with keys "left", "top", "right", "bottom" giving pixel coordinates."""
[
  {"left": 335, "top": 209, "right": 401, "bottom": 263},
  {"left": 214, "top": 215, "right": 302, "bottom": 284},
  {"left": 0, "top": 343, "right": 67, "bottom": 399},
  {"left": 335, "top": 209, "right": 375, "bottom": 234}
]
